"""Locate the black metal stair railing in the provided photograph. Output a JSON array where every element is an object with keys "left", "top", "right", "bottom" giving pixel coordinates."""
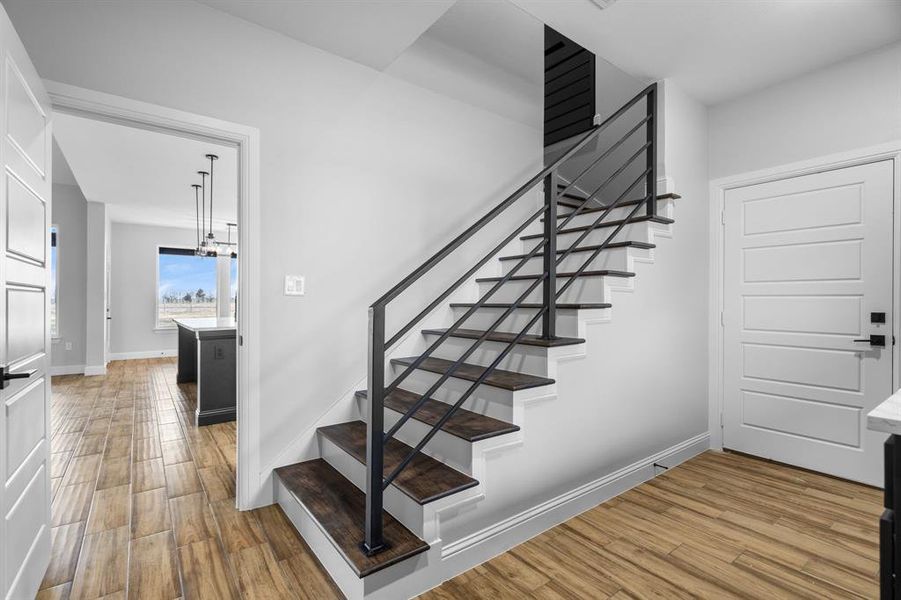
[{"left": 362, "top": 83, "right": 659, "bottom": 555}]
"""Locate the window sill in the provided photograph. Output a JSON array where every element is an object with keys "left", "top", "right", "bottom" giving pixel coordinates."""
[{"left": 154, "top": 327, "right": 177, "bottom": 334}]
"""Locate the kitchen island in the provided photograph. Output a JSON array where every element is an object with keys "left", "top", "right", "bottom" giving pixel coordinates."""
[
  {"left": 868, "top": 390, "right": 901, "bottom": 599},
  {"left": 174, "top": 317, "right": 236, "bottom": 426}
]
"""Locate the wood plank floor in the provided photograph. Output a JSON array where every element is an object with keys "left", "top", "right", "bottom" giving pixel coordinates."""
[
  {"left": 41, "top": 358, "right": 341, "bottom": 600},
  {"left": 43, "top": 358, "right": 882, "bottom": 599},
  {"left": 421, "top": 451, "right": 882, "bottom": 599}
]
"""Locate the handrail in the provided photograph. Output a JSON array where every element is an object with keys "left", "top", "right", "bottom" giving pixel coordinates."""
[
  {"left": 371, "top": 125, "right": 600, "bottom": 310},
  {"left": 371, "top": 82, "right": 658, "bottom": 312},
  {"left": 362, "top": 82, "right": 659, "bottom": 555}
]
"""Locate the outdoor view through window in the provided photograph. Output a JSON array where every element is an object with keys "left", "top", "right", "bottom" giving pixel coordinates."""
[{"left": 158, "top": 247, "right": 217, "bottom": 326}]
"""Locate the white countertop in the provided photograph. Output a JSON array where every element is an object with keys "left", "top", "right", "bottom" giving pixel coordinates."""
[
  {"left": 868, "top": 389, "right": 901, "bottom": 435},
  {"left": 172, "top": 317, "right": 236, "bottom": 332}
]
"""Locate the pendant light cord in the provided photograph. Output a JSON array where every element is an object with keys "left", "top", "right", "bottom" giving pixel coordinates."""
[{"left": 192, "top": 184, "right": 201, "bottom": 249}]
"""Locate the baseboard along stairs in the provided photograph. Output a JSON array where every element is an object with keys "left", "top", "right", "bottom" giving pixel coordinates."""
[{"left": 274, "top": 83, "right": 686, "bottom": 598}]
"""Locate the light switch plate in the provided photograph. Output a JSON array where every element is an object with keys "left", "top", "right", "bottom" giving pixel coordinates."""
[{"left": 284, "top": 275, "right": 305, "bottom": 296}]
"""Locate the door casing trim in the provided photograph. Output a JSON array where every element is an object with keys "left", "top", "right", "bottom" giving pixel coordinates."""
[
  {"left": 44, "top": 80, "right": 265, "bottom": 509},
  {"left": 708, "top": 142, "right": 901, "bottom": 451}
]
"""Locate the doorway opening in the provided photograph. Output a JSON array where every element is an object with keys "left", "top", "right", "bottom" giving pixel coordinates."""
[{"left": 544, "top": 25, "right": 596, "bottom": 147}]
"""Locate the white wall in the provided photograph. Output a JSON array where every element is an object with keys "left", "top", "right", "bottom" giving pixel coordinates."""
[
  {"left": 558, "top": 80, "right": 709, "bottom": 481},
  {"left": 84, "top": 201, "right": 107, "bottom": 373},
  {"left": 108, "top": 222, "right": 198, "bottom": 359},
  {"left": 50, "top": 184, "right": 87, "bottom": 371},
  {"left": 709, "top": 41, "right": 901, "bottom": 179},
  {"left": 3, "top": 0, "right": 550, "bottom": 495}
]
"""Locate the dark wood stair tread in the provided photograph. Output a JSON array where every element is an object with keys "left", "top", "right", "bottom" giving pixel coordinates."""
[
  {"left": 275, "top": 459, "right": 429, "bottom": 578},
  {"left": 318, "top": 421, "right": 478, "bottom": 504},
  {"left": 476, "top": 269, "right": 635, "bottom": 283},
  {"left": 522, "top": 215, "right": 674, "bottom": 241},
  {"left": 355, "top": 388, "right": 519, "bottom": 442},
  {"left": 422, "top": 327, "right": 584, "bottom": 348},
  {"left": 391, "top": 356, "right": 554, "bottom": 391},
  {"left": 544, "top": 193, "right": 681, "bottom": 221},
  {"left": 499, "top": 240, "right": 654, "bottom": 261},
  {"left": 450, "top": 302, "right": 612, "bottom": 310}
]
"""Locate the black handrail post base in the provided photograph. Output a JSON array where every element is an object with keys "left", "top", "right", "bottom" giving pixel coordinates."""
[
  {"left": 360, "top": 541, "right": 391, "bottom": 557},
  {"left": 541, "top": 171, "right": 558, "bottom": 340}
]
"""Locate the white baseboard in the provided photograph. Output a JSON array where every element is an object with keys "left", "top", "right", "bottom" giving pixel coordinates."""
[
  {"left": 108, "top": 349, "right": 177, "bottom": 361},
  {"left": 441, "top": 431, "right": 710, "bottom": 561},
  {"left": 49, "top": 365, "right": 85, "bottom": 376},
  {"left": 83, "top": 365, "right": 107, "bottom": 376},
  {"left": 280, "top": 431, "right": 710, "bottom": 599}
]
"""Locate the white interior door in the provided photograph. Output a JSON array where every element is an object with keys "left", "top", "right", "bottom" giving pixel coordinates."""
[
  {"left": 723, "top": 160, "right": 894, "bottom": 486},
  {"left": 0, "top": 6, "right": 53, "bottom": 598}
]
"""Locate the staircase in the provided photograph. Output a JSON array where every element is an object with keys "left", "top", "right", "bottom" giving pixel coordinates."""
[{"left": 274, "top": 83, "right": 681, "bottom": 598}]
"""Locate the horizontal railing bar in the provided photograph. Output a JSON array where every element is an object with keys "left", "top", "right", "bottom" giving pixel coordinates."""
[
  {"left": 383, "top": 304, "right": 549, "bottom": 489},
  {"left": 371, "top": 127, "right": 602, "bottom": 309},
  {"left": 555, "top": 168, "right": 651, "bottom": 267},
  {"left": 387, "top": 165, "right": 650, "bottom": 449},
  {"left": 559, "top": 115, "right": 650, "bottom": 201},
  {"left": 384, "top": 237, "right": 553, "bottom": 437},
  {"left": 371, "top": 83, "right": 657, "bottom": 310},
  {"left": 556, "top": 193, "right": 651, "bottom": 300},
  {"left": 555, "top": 142, "right": 651, "bottom": 235},
  {"left": 385, "top": 206, "right": 544, "bottom": 349},
  {"left": 384, "top": 268, "right": 547, "bottom": 443}
]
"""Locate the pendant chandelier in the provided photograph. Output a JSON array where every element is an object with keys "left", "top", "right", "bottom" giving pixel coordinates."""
[{"left": 189, "top": 153, "right": 236, "bottom": 257}]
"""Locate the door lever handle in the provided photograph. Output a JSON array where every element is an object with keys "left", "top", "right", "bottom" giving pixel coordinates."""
[
  {"left": 0, "top": 365, "right": 37, "bottom": 389},
  {"left": 854, "top": 335, "right": 886, "bottom": 347}
]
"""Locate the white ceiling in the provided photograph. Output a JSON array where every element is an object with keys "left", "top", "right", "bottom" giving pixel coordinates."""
[
  {"left": 53, "top": 113, "right": 238, "bottom": 232},
  {"left": 513, "top": 0, "right": 901, "bottom": 104},
  {"left": 197, "top": 0, "right": 455, "bottom": 70},
  {"left": 198, "top": 0, "right": 901, "bottom": 105}
]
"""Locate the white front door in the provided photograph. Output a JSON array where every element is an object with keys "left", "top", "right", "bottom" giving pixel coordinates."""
[
  {"left": 0, "top": 6, "right": 53, "bottom": 598},
  {"left": 723, "top": 160, "right": 894, "bottom": 486}
]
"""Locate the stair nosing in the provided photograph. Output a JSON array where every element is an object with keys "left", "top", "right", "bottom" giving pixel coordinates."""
[
  {"left": 318, "top": 421, "right": 479, "bottom": 505},
  {"left": 475, "top": 269, "right": 635, "bottom": 283},
  {"left": 522, "top": 215, "right": 674, "bottom": 241},
  {"left": 391, "top": 356, "right": 554, "bottom": 391},
  {"left": 421, "top": 327, "right": 585, "bottom": 348},
  {"left": 354, "top": 388, "right": 520, "bottom": 442},
  {"left": 550, "top": 191, "right": 681, "bottom": 211},
  {"left": 275, "top": 459, "right": 430, "bottom": 578},
  {"left": 499, "top": 240, "right": 654, "bottom": 261},
  {"left": 449, "top": 302, "right": 612, "bottom": 310}
]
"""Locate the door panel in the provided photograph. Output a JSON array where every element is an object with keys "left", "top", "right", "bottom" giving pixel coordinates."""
[
  {"left": 6, "top": 379, "right": 45, "bottom": 476},
  {"left": 0, "top": 5, "right": 52, "bottom": 598},
  {"left": 723, "top": 160, "right": 894, "bottom": 485},
  {"left": 6, "top": 173, "right": 46, "bottom": 262},
  {"left": 6, "top": 286, "right": 44, "bottom": 362}
]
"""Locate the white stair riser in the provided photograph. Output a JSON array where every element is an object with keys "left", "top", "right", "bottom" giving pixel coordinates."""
[
  {"left": 390, "top": 364, "right": 518, "bottom": 422},
  {"left": 423, "top": 333, "right": 554, "bottom": 378},
  {"left": 501, "top": 247, "right": 631, "bottom": 276},
  {"left": 477, "top": 276, "right": 616, "bottom": 304},
  {"left": 452, "top": 306, "right": 580, "bottom": 337},
  {"left": 521, "top": 221, "right": 650, "bottom": 254},
  {"left": 318, "top": 433, "right": 429, "bottom": 538},
  {"left": 355, "top": 394, "right": 474, "bottom": 474}
]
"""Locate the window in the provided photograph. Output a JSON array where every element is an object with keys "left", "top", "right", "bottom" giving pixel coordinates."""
[
  {"left": 157, "top": 247, "right": 218, "bottom": 328},
  {"left": 50, "top": 226, "right": 59, "bottom": 337}
]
